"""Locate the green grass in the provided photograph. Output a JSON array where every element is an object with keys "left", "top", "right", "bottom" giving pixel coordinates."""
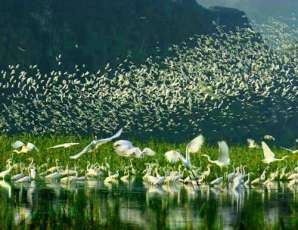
[{"left": 0, "top": 134, "right": 297, "bottom": 180}]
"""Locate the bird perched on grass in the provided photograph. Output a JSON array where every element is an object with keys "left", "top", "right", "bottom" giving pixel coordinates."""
[
  {"left": 113, "top": 140, "right": 134, "bottom": 156},
  {"left": 12, "top": 140, "right": 39, "bottom": 154},
  {"left": 247, "top": 138, "right": 260, "bottom": 149}
]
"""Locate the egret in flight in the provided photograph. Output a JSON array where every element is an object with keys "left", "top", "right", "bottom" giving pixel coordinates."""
[
  {"left": 164, "top": 134, "right": 204, "bottom": 167},
  {"left": 48, "top": 142, "right": 80, "bottom": 149},
  {"left": 261, "top": 141, "right": 288, "bottom": 164},
  {"left": 165, "top": 150, "right": 181, "bottom": 163},
  {"left": 113, "top": 140, "right": 156, "bottom": 158},
  {"left": 70, "top": 128, "right": 122, "bottom": 159},
  {"left": 202, "top": 141, "right": 231, "bottom": 169},
  {"left": 186, "top": 134, "right": 204, "bottom": 154}
]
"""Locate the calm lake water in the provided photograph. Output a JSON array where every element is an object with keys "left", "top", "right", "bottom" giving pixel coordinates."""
[{"left": 0, "top": 180, "right": 297, "bottom": 229}]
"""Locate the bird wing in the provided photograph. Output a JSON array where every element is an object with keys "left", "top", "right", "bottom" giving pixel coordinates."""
[
  {"left": 218, "top": 141, "right": 230, "bottom": 162},
  {"left": 27, "top": 143, "right": 39, "bottom": 151},
  {"left": 165, "top": 150, "right": 181, "bottom": 163},
  {"left": 261, "top": 141, "right": 275, "bottom": 159},
  {"left": 48, "top": 143, "right": 80, "bottom": 149},
  {"left": 186, "top": 134, "right": 204, "bottom": 154},
  {"left": 94, "top": 128, "right": 123, "bottom": 148},
  {"left": 114, "top": 144, "right": 134, "bottom": 156},
  {"left": 12, "top": 140, "right": 25, "bottom": 149},
  {"left": 69, "top": 142, "right": 93, "bottom": 159},
  {"left": 70, "top": 129, "right": 122, "bottom": 159},
  {"left": 113, "top": 140, "right": 133, "bottom": 148},
  {"left": 247, "top": 138, "right": 256, "bottom": 148}
]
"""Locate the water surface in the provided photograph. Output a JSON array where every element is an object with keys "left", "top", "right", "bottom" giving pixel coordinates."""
[{"left": 0, "top": 181, "right": 297, "bottom": 229}]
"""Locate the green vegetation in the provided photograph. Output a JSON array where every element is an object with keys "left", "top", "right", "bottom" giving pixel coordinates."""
[{"left": 0, "top": 134, "right": 297, "bottom": 180}]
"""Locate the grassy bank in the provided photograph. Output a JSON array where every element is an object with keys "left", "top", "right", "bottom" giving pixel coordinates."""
[{"left": 0, "top": 134, "right": 297, "bottom": 181}]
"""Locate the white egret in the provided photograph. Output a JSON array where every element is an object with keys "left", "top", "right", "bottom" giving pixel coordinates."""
[
  {"left": 288, "top": 179, "right": 298, "bottom": 187},
  {"left": 164, "top": 150, "right": 181, "bottom": 163},
  {"left": 261, "top": 142, "right": 288, "bottom": 164},
  {"left": 251, "top": 167, "right": 268, "bottom": 185},
  {"left": 264, "top": 135, "right": 275, "bottom": 141},
  {"left": 60, "top": 173, "right": 78, "bottom": 184},
  {"left": 120, "top": 168, "right": 130, "bottom": 183},
  {"left": 104, "top": 171, "right": 119, "bottom": 185},
  {"left": 210, "top": 176, "right": 223, "bottom": 187},
  {"left": 247, "top": 138, "right": 259, "bottom": 148},
  {"left": 47, "top": 142, "right": 80, "bottom": 149},
  {"left": 198, "top": 164, "right": 211, "bottom": 183},
  {"left": 12, "top": 141, "right": 39, "bottom": 154},
  {"left": 202, "top": 141, "right": 230, "bottom": 169},
  {"left": 180, "top": 134, "right": 206, "bottom": 169},
  {"left": 179, "top": 150, "right": 191, "bottom": 169},
  {"left": 15, "top": 165, "right": 36, "bottom": 183},
  {"left": 232, "top": 173, "right": 244, "bottom": 191},
  {"left": 113, "top": 140, "right": 134, "bottom": 156},
  {"left": 227, "top": 167, "right": 239, "bottom": 184},
  {"left": 287, "top": 172, "right": 298, "bottom": 180},
  {"left": 264, "top": 171, "right": 279, "bottom": 187},
  {"left": 186, "top": 134, "right": 204, "bottom": 154},
  {"left": 244, "top": 173, "right": 252, "bottom": 188},
  {"left": 146, "top": 173, "right": 165, "bottom": 186},
  {"left": 61, "top": 166, "right": 77, "bottom": 177},
  {"left": 113, "top": 140, "right": 155, "bottom": 158},
  {"left": 70, "top": 128, "right": 122, "bottom": 159},
  {"left": 164, "top": 170, "right": 182, "bottom": 184},
  {"left": 164, "top": 134, "right": 204, "bottom": 166},
  {"left": 279, "top": 167, "right": 288, "bottom": 180},
  {"left": 126, "top": 147, "right": 143, "bottom": 158},
  {"left": 42, "top": 159, "right": 61, "bottom": 175},
  {"left": 45, "top": 171, "right": 62, "bottom": 181},
  {"left": 11, "top": 140, "right": 25, "bottom": 149}
]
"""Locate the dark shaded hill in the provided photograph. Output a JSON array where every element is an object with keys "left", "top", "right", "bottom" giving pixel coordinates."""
[{"left": 0, "top": 0, "right": 250, "bottom": 71}]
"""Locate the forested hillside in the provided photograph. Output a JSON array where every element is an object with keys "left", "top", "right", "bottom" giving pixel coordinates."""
[{"left": 0, "top": 0, "right": 250, "bottom": 71}]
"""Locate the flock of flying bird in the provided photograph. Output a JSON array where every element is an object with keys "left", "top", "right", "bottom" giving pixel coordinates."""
[
  {"left": 1, "top": 129, "right": 298, "bottom": 195},
  {"left": 0, "top": 26, "right": 297, "bottom": 141}
]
